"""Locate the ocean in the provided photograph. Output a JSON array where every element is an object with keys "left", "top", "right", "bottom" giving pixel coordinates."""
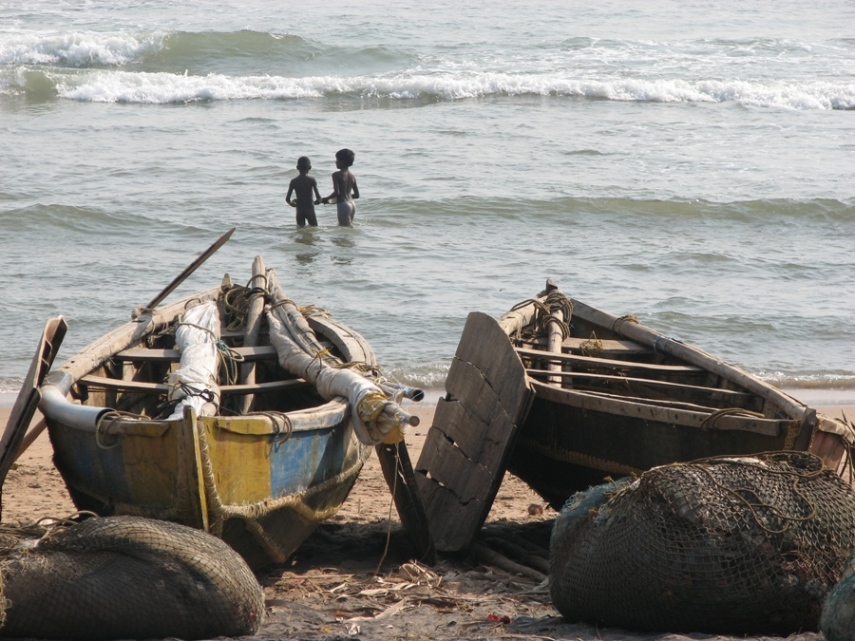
[{"left": 1, "top": 0, "right": 854, "bottom": 403}]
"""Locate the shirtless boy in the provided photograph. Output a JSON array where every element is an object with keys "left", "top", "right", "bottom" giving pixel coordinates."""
[
  {"left": 322, "top": 148, "right": 359, "bottom": 227},
  {"left": 286, "top": 156, "right": 322, "bottom": 227}
]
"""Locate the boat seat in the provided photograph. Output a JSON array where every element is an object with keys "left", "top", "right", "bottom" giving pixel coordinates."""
[
  {"left": 525, "top": 336, "right": 652, "bottom": 357},
  {"left": 524, "top": 367, "right": 754, "bottom": 406},
  {"left": 116, "top": 345, "right": 279, "bottom": 362},
  {"left": 515, "top": 346, "right": 704, "bottom": 374},
  {"left": 78, "top": 374, "right": 308, "bottom": 396}
]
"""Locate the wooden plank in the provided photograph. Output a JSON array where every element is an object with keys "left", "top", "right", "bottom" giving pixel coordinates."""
[
  {"left": 79, "top": 374, "right": 307, "bottom": 395},
  {"left": 531, "top": 381, "right": 785, "bottom": 436},
  {"left": 417, "top": 424, "right": 496, "bottom": 505},
  {"left": 415, "top": 311, "right": 534, "bottom": 552},
  {"left": 523, "top": 336, "right": 652, "bottom": 356},
  {"left": 568, "top": 297, "right": 811, "bottom": 420},
  {"left": 141, "top": 227, "right": 234, "bottom": 312},
  {"left": 525, "top": 368, "right": 753, "bottom": 404},
  {"left": 0, "top": 317, "right": 67, "bottom": 516},
  {"left": 117, "top": 345, "right": 278, "bottom": 362},
  {"left": 429, "top": 394, "right": 517, "bottom": 474},
  {"left": 453, "top": 313, "right": 533, "bottom": 416},
  {"left": 515, "top": 346, "right": 703, "bottom": 374}
]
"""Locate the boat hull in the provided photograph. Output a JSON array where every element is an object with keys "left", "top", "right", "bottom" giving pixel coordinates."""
[
  {"left": 510, "top": 384, "right": 811, "bottom": 508},
  {"left": 48, "top": 404, "right": 371, "bottom": 569}
]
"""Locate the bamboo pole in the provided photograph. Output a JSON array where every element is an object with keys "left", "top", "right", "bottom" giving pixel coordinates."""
[
  {"left": 547, "top": 307, "right": 564, "bottom": 386},
  {"left": 265, "top": 271, "right": 417, "bottom": 445},
  {"left": 237, "top": 256, "right": 266, "bottom": 414}
]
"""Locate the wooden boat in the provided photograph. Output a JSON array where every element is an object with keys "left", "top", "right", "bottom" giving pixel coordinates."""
[
  {"left": 415, "top": 279, "right": 855, "bottom": 552},
  {"left": 39, "top": 251, "right": 423, "bottom": 569}
]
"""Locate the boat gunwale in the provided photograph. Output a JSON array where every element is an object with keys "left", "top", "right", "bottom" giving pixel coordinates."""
[
  {"left": 47, "top": 396, "right": 351, "bottom": 436},
  {"left": 529, "top": 379, "right": 789, "bottom": 437},
  {"left": 500, "top": 295, "right": 814, "bottom": 421}
]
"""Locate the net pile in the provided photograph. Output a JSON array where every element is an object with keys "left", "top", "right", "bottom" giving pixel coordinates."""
[
  {"left": 820, "top": 551, "right": 855, "bottom": 641},
  {"left": 549, "top": 451, "right": 855, "bottom": 635},
  {"left": 0, "top": 515, "right": 264, "bottom": 640}
]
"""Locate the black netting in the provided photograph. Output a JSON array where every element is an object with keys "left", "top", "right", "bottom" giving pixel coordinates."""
[
  {"left": 820, "top": 552, "right": 855, "bottom": 641},
  {"left": 550, "top": 451, "right": 855, "bottom": 635},
  {"left": 0, "top": 515, "right": 264, "bottom": 640}
]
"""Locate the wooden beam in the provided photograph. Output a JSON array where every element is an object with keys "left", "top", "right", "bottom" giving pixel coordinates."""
[
  {"left": 523, "top": 335, "right": 652, "bottom": 356},
  {"left": 79, "top": 374, "right": 307, "bottom": 396},
  {"left": 515, "top": 346, "right": 703, "bottom": 374},
  {"left": 116, "top": 345, "right": 278, "bottom": 362},
  {"left": 530, "top": 381, "right": 786, "bottom": 436},
  {"left": 524, "top": 368, "right": 753, "bottom": 403}
]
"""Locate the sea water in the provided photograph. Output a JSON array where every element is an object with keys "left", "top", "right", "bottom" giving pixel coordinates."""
[{"left": 1, "top": 0, "right": 854, "bottom": 399}]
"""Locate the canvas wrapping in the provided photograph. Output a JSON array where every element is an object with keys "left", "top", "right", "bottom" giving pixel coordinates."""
[
  {"left": 167, "top": 301, "right": 221, "bottom": 420},
  {"left": 266, "top": 307, "right": 401, "bottom": 445}
]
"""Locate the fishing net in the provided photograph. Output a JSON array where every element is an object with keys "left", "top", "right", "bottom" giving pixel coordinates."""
[
  {"left": 820, "top": 551, "right": 855, "bottom": 641},
  {"left": 0, "top": 515, "right": 264, "bottom": 640},
  {"left": 549, "top": 451, "right": 855, "bottom": 635}
]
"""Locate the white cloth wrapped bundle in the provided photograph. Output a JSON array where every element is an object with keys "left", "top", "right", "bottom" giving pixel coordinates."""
[
  {"left": 265, "top": 292, "right": 412, "bottom": 445},
  {"left": 167, "top": 301, "right": 221, "bottom": 420}
]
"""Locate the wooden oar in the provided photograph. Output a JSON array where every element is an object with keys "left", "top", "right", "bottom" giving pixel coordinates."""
[
  {"left": 0, "top": 316, "right": 67, "bottom": 518},
  {"left": 13, "top": 417, "right": 47, "bottom": 462},
  {"left": 135, "top": 227, "right": 235, "bottom": 316}
]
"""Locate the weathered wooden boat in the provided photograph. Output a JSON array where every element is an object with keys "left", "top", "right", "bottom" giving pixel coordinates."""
[
  {"left": 39, "top": 249, "right": 423, "bottom": 569},
  {"left": 415, "top": 279, "right": 855, "bottom": 552}
]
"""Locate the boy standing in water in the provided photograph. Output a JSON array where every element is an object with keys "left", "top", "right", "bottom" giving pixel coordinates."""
[
  {"left": 322, "top": 148, "right": 359, "bottom": 227},
  {"left": 286, "top": 156, "right": 322, "bottom": 227}
]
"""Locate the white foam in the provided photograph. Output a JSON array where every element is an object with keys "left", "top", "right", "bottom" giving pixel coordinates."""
[
  {"left": 50, "top": 68, "right": 855, "bottom": 110},
  {"left": 0, "top": 31, "right": 164, "bottom": 67}
]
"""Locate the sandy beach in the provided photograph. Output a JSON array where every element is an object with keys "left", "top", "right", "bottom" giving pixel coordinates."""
[{"left": 2, "top": 397, "right": 853, "bottom": 640}]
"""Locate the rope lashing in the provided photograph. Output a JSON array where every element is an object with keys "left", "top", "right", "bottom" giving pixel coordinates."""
[
  {"left": 701, "top": 407, "right": 766, "bottom": 430},
  {"left": 216, "top": 339, "right": 244, "bottom": 385},
  {"left": 223, "top": 280, "right": 270, "bottom": 332},
  {"left": 612, "top": 314, "right": 639, "bottom": 335},
  {"left": 95, "top": 410, "right": 144, "bottom": 449},
  {"left": 510, "top": 290, "right": 574, "bottom": 340}
]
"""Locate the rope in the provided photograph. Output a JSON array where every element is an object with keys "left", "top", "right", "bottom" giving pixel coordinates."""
[
  {"left": 95, "top": 410, "right": 143, "bottom": 449},
  {"left": 375, "top": 445, "right": 399, "bottom": 576},
  {"left": 686, "top": 454, "right": 824, "bottom": 535},
  {"left": 222, "top": 280, "right": 270, "bottom": 332},
  {"left": 580, "top": 333, "right": 603, "bottom": 356},
  {"left": 268, "top": 298, "right": 297, "bottom": 313},
  {"left": 510, "top": 291, "right": 574, "bottom": 340},
  {"left": 700, "top": 407, "right": 766, "bottom": 430},
  {"left": 168, "top": 382, "right": 217, "bottom": 404},
  {"left": 216, "top": 340, "right": 244, "bottom": 385},
  {"left": 611, "top": 314, "right": 639, "bottom": 334}
]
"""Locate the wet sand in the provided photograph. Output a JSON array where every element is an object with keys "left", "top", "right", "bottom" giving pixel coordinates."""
[{"left": 1, "top": 397, "right": 852, "bottom": 640}]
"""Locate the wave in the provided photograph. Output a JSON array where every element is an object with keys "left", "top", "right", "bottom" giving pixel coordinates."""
[
  {"left": 0, "top": 29, "right": 415, "bottom": 75},
  {"left": 2, "top": 65, "right": 852, "bottom": 110},
  {"left": 0, "top": 31, "right": 165, "bottom": 68},
  {"left": 2, "top": 27, "right": 853, "bottom": 109}
]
